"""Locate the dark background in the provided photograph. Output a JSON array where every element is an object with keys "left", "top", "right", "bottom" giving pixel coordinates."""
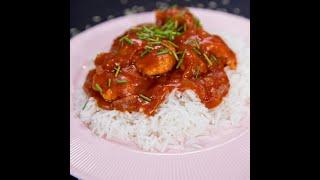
[
  {"left": 70, "top": 0, "right": 250, "bottom": 38},
  {"left": 70, "top": 0, "right": 249, "bottom": 179}
]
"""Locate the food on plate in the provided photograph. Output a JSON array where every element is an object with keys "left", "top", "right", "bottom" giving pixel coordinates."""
[
  {"left": 83, "top": 7, "right": 237, "bottom": 116},
  {"left": 78, "top": 7, "right": 250, "bottom": 152}
]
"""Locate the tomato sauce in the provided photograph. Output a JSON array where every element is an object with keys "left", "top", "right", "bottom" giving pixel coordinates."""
[{"left": 83, "top": 7, "right": 237, "bottom": 116}]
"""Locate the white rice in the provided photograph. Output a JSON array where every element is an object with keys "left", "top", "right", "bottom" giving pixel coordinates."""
[{"left": 73, "top": 33, "right": 250, "bottom": 152}]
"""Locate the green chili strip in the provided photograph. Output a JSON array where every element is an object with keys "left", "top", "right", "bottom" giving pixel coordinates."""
[{"left": 195, "top": 66, "right": 200, "bottom": 79}]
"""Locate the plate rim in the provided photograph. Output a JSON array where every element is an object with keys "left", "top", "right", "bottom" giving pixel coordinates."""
[{"left": 70, "top": 8, "right": 250, "bottom": 180}]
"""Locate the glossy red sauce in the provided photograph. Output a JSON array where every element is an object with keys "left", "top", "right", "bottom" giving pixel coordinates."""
[{"left": 83, "top": 7, "right": 237, "bottom": 116}]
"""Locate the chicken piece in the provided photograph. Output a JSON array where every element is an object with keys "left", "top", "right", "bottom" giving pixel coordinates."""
[
  {"left": 112, "top": 95, "right": 140, "bottom": 112},
  {"left": 155, "top": 7, "right": 199, "bottom": 29},
  {"left": 94, "top": 52, "right": 115, "bottom": 66},
  {"left": 201, "top": 35, "right": 237, "bottom": 69},
  {"left": 111, "top": 24, "right": 152, "bottom": 53},
  {"left": 175, "top": 26, "right": 237, "bottom": 70},
  {"left": 83, "top": 69, "right": 98, "bottom": 97},
  {"left": 92, "top": 65, "right": 152, "bottom": 101},
  {"left": 177, "top": 45, "right": 208, "bottom": 79},
  {"left": 135, "top": 41, "right": 177, "bottom": 76},
  {"left": 101, "top": 88, "right": 118, "bottom": 101},
  {"left": 199, "top": 70, "right": 230, "bottom": 108},
  {"left": 91, "top": 71, "right": 116, "bottom": 101},
  {"left": 107, "top": 30, "right": 146, "bottom": 69},
  {"left": 135, "top": 53, "right": 176, "bottom": 76}
]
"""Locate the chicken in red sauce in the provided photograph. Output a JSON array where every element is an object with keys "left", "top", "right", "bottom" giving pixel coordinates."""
[{"left": 83, "top": 7, "right": 237, "bottom": 116}]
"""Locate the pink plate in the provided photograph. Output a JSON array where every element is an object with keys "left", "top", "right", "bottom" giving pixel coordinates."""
[{"left": 70, "top": 8, "right": 250, "bottom": 180}]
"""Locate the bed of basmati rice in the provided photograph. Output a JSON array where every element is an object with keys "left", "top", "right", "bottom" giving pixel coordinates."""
[{"left": 73, "top": 33, "right": 250, "bottom": 152}]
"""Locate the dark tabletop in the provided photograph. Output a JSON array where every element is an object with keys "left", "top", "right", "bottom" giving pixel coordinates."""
[
  {"left": 70, "top": 0, "right": 249, "bottom": 179},
  {"left": 70, "top": 0, "right": 250, "bottom": 38}
]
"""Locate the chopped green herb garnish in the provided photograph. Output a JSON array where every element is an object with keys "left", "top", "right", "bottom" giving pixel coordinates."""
[
  {"left": 193, "top": 16, "right": 202, "bottom": 27},
  {"left": 135, "top": 17, "right": 183, "bottom": 44},
  {"left": 160, "top": 42, "right": 170, "bottom": 49},
  {"left": 166, "top": 40, "right": 179, "bottom": 48},
  {"left": 139, "top": 94, "right": 152, "bottom": 102},
  {"left": 82, "top": 99, "right": 89, "bottom": 110},
  {"left": 157, "top": 48, "right": 170, "bottom": 55},
  {"left": 174, "top": 20, "right": 178, "bottom": 29},
  {"left": 119, "top": 35, "right": 133, "bottom": 45},
  {"left": 154, "top": 34, "right": 166, "bottom": 38},
  {"left": 144, "top": 45, "right": 154, "bottom": 50},
  {"left": 180, "top": 49, "right": 187, "bottom": 59},
  {"left": 143, "top": 26, "right": 154, "bottom": 34},
  {"left": 210, "top": 54, "right": 218, "bottom": 63},
  {"left": 161, "top": 19, "right": 174, "bottom": 30},
  {"left": 137, "top": 32, "right": 150, "bottom": 40},
  {"left": 116, "top": 79, "right": 128, "bottom": 84},
  {"left": 141, "top": 49, "right": 150, "bottom": 57},
  {"left": 148, "top": 41, "right": 161, "bottom": 45},
  {"left": 177, "top": 25, "right": 184, "bottom": 32},
  {"left": 185, "top": 38, "right": 200, "bottom": 49},
  {"left": 114, "top": 64, "right": 121, "bottom": 77},
  {"left": 169, "top": 50, "right": 179, "bottom": 61},
  {"left": 195, "top": 66, "right": 200, "bottom": 79},
  {"left": 107, "top": 78, "right": 112, "bottom": 88},
  {"left": 94, "top": 83, "right": 103, "bottom": 93},
  {"left": 176, "top": 49, "right": 186, "bottom": 69},
  {"left": 169, "top": 34, "right": 175, "bottom": 40},
  {"left": 192, "top": 47, "right": 202, "bottom": 55},
  {"left": 203, "top": 53, "right": 213, "bottom": 66},
  {"left": 176, "top": 51, "right": 183, "bottom": 55},
  {"left": 141, "top": 46, "right": 154, "bottom": 57},
  {"left": 146, "top": 37, "right": 160, "bottom": 42},
  {"left": 194, "top": 39, "right": 200, "bottom": 49},
  {"left": 171, "top": 31, "right": 182, "bottom": 35}
]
